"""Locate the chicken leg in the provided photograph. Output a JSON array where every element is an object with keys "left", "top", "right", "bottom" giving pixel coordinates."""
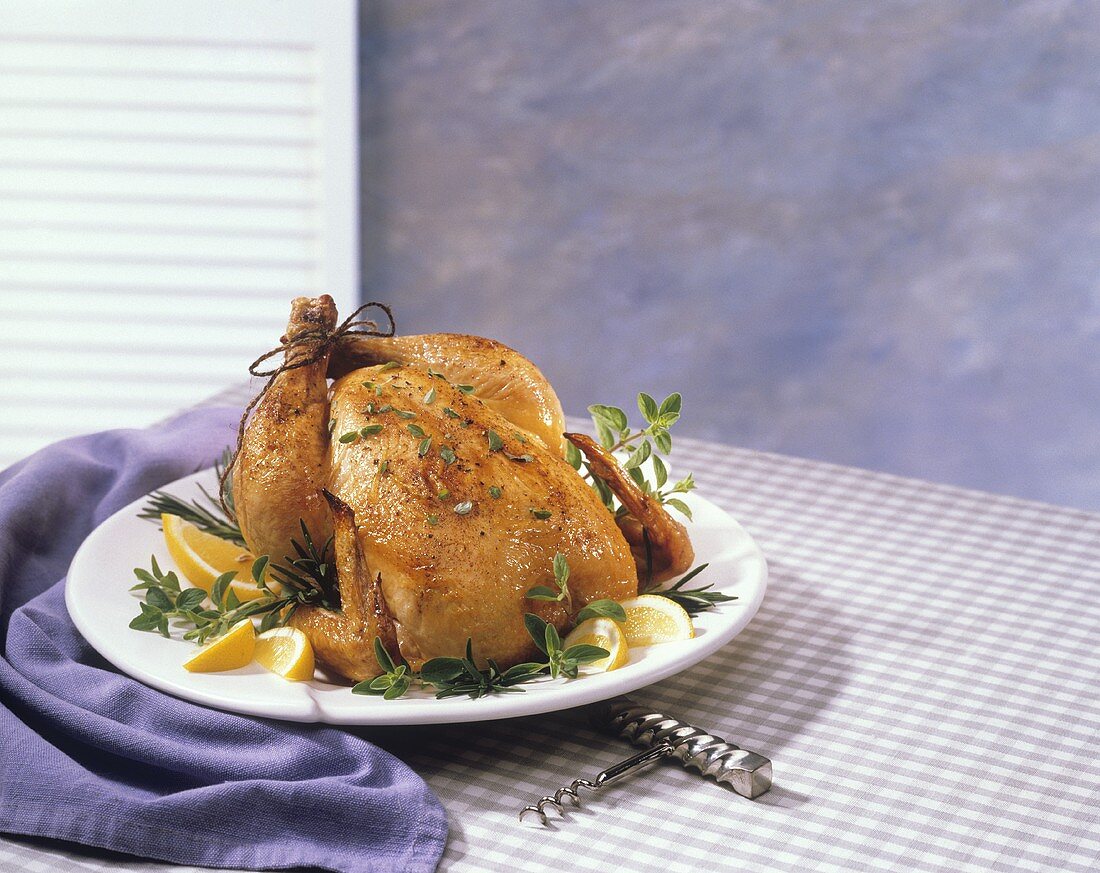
[{"left": 233, "top": 295, "right": 336, "bottom": 564}]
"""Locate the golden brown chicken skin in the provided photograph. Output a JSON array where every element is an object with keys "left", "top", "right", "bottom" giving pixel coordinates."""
[
  {"left": 325, "top": 365, "right": 637, "bottom": 673},
  {"left": 330, "top": 332, "right": 566, "bottom": 451}
]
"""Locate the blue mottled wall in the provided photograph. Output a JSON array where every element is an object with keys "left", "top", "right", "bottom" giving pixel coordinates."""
[{"left": 358, "top": 1, "right": 1100, "bottom": 510}]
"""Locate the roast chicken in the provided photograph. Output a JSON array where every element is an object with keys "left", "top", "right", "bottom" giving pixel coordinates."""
[{"left": 232, "top": 295, "right": 693, "bottom": 681}]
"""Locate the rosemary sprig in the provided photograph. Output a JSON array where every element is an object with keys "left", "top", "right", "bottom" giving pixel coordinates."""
[
  {"left": 138, "top": 450, "right": 244, "bottom": 546},
  {"left": 648, "top": 563, "right": 737, "bottom": 615},
  {"left": 265, "top": 520, "right": 340, "bottom": 611},
  {"left": 579, "top": 394, "right": 696, "bottom": 520}
]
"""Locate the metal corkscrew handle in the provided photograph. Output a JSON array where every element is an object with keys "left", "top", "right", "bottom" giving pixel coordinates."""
[
  {"left": 588, "top": 696, "right": 773, "bottom": 799},
  {"left": 518, "top": 697, "right": 773, "bottom": 825}
]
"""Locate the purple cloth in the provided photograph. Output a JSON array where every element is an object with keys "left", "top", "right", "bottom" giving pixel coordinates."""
[{"left": 0, "top": 406, "right": 447, "bottom": 872}]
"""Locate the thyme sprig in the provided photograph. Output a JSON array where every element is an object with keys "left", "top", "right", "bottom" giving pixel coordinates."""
[{"left": 138, "top": 450, "right": 244, "bottom": 546}]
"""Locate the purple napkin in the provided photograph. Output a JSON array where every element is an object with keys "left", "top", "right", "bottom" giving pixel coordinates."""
[{"left": 0, "top": 406, "right": 447, "bottom": 872}]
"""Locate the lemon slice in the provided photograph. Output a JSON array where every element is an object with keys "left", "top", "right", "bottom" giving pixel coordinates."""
[
  {"left": 254, "top": 627, "right": 315, "bottom": 682},
  {"left": 562, "top": 617, "right": 629, "bottom": 672},
  {"left": 161, "top": 513, "right": 270, "bottom": 602},
  {"left": 182, "top": 619, "right": 256, "bottom": 673},
  {"left": 616, "top": 595, "right": 694, "bottom": 646}
]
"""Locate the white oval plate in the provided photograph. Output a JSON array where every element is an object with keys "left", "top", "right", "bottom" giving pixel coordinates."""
[{"left": 66, "top": 469, "right": 767, "bottom": 725}]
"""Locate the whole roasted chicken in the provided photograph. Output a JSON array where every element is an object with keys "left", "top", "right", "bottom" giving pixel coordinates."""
[{"left": 232, "top": 296, "right": 692, "bottom": 681}]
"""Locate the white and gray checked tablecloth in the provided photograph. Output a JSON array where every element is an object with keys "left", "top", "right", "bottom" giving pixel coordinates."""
[{"left": 3, "top": 395, "right": 1099, "bottom": 873}]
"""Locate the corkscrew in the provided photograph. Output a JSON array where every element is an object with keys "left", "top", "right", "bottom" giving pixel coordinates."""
[{"left": 519, "top": 696, "right": 772, "bottom": 824}]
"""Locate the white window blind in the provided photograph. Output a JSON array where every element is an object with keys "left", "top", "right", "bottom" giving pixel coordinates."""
[{"left": 0, "top": 0, "right": 358, "bottom": 467}]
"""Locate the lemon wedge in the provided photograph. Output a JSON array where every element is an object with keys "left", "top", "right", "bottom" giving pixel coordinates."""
[
  {"left": 161, "top": 513, "right": 270, "bottom": 602},
  {"left": 562, "top": 617, "right": 629, "bottom": 672},
  {"left": 254, "top": 627, "right": 315, "bottom": 682},
  {"left": 182, "top": 619, "right": 256, "bottom": 673},
  {"left": 616, "top": 595, "right": 694, "bottom": 646}
]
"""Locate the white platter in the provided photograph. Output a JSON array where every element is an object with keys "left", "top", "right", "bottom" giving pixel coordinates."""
[{"left": 66, "top": 469, "right": 767, "bottom": 725}]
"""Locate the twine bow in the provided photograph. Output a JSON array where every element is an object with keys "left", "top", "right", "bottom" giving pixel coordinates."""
[{"left": 218, "top": 301, "right": 396, "bottom": 514}]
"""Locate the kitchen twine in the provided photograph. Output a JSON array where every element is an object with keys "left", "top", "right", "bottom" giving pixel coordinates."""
[{"left": 218, "top": 301, "right": 396, "bottom": 513}]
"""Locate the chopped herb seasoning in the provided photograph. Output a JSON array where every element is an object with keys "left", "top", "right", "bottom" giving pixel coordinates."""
[
  {"left": 443, "top": 407, "right": 460, "bottom": 419},
  {"left": 418, "top": 437, "right": 432, "bottom": 456},
  {"left": 456, "top": 384, "right": 475, "bottom": 394},
  {"left": 338, "top": 432, "right": 359, "bottom": 444},
  {"left": 530, "top": 508, "right": 552, "bottom": 519},
  {"left": 378, "top": 361, "right": 401, "bottom": 372},
  {"left": 423, "top": 387, "right": 437, "bottom": 405},
  {"left": 360, "top": 424, "right": 383, "bottom": 436},
  {"left": 488, "top": 486, "right": 502, "bottom": 499},
  {"left": 379, "top": 460, "right": 390, "bottom": 475},
  {"left": 406, "top": 423, "right": 425, "bottom": 438},
  {"left": 440, "top": 446, "right": 457, "bottom": 465},
  {"left": 486, "top": 430, "right": 504, "bottom": 452},
  {"left": 454, "top": 501, "right": 474, "bottom": 515},
  {"left": 438, "top": 488, "right": 450, "bottom": 500},
  {"left": 394, "top": 410, "right": 417, "bottom": 420},
  {"left": 427, "top": 513, "right": 439, "bottom": 526}
]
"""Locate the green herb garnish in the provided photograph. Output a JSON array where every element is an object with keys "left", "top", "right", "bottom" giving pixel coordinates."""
[
  {"left": 137, "top": 450, "right": 244, "bottom": 547},
  {"left": 650, "top": 563, "right": 736, "bottom": 614},
  {"left": 525, "top": 552, "right": 570, "bottom": 602},
  {"left": 583, "top": 392, "right": 695, "bottom": 518}
]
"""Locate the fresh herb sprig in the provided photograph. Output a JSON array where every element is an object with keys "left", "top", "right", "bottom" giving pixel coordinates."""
[
  {"left": 422, "top": 640, "right": 544, "bottom": 699},
  {"left": 128, "top": 520, "right": 339, "bottom": 645},
  {"left": 524, "top": 552, "right": 571, "bottom": 602},
  {"left": 357, "top": 638, "right": 412, "bottom": 699},
  {"left": 649, "top": 563, "right": 737, "bottom": 615},
  {"left": 129, "top": 555, "right": 294, "bottom": 644},
  {"left": 523, "top": 613, "right": 610, "bottom": 678},
  {"left": 352, "top": 639, "right": 546, "bottom": 700},
  {"left": 573, "top": 393, "right": 696, "bottom": 520},
  {"left": 138, "top": 450, "right": 244, "bottom": 546}
]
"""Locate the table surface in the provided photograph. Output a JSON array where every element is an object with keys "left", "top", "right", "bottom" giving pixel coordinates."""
[{"left": 4, "top": 389, "right": 1099, "bottom": 873}]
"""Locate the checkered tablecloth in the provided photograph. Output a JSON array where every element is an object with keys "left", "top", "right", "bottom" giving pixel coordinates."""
[{"left": 4, "top": 391, "right": 1098, "bottom": 872}]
